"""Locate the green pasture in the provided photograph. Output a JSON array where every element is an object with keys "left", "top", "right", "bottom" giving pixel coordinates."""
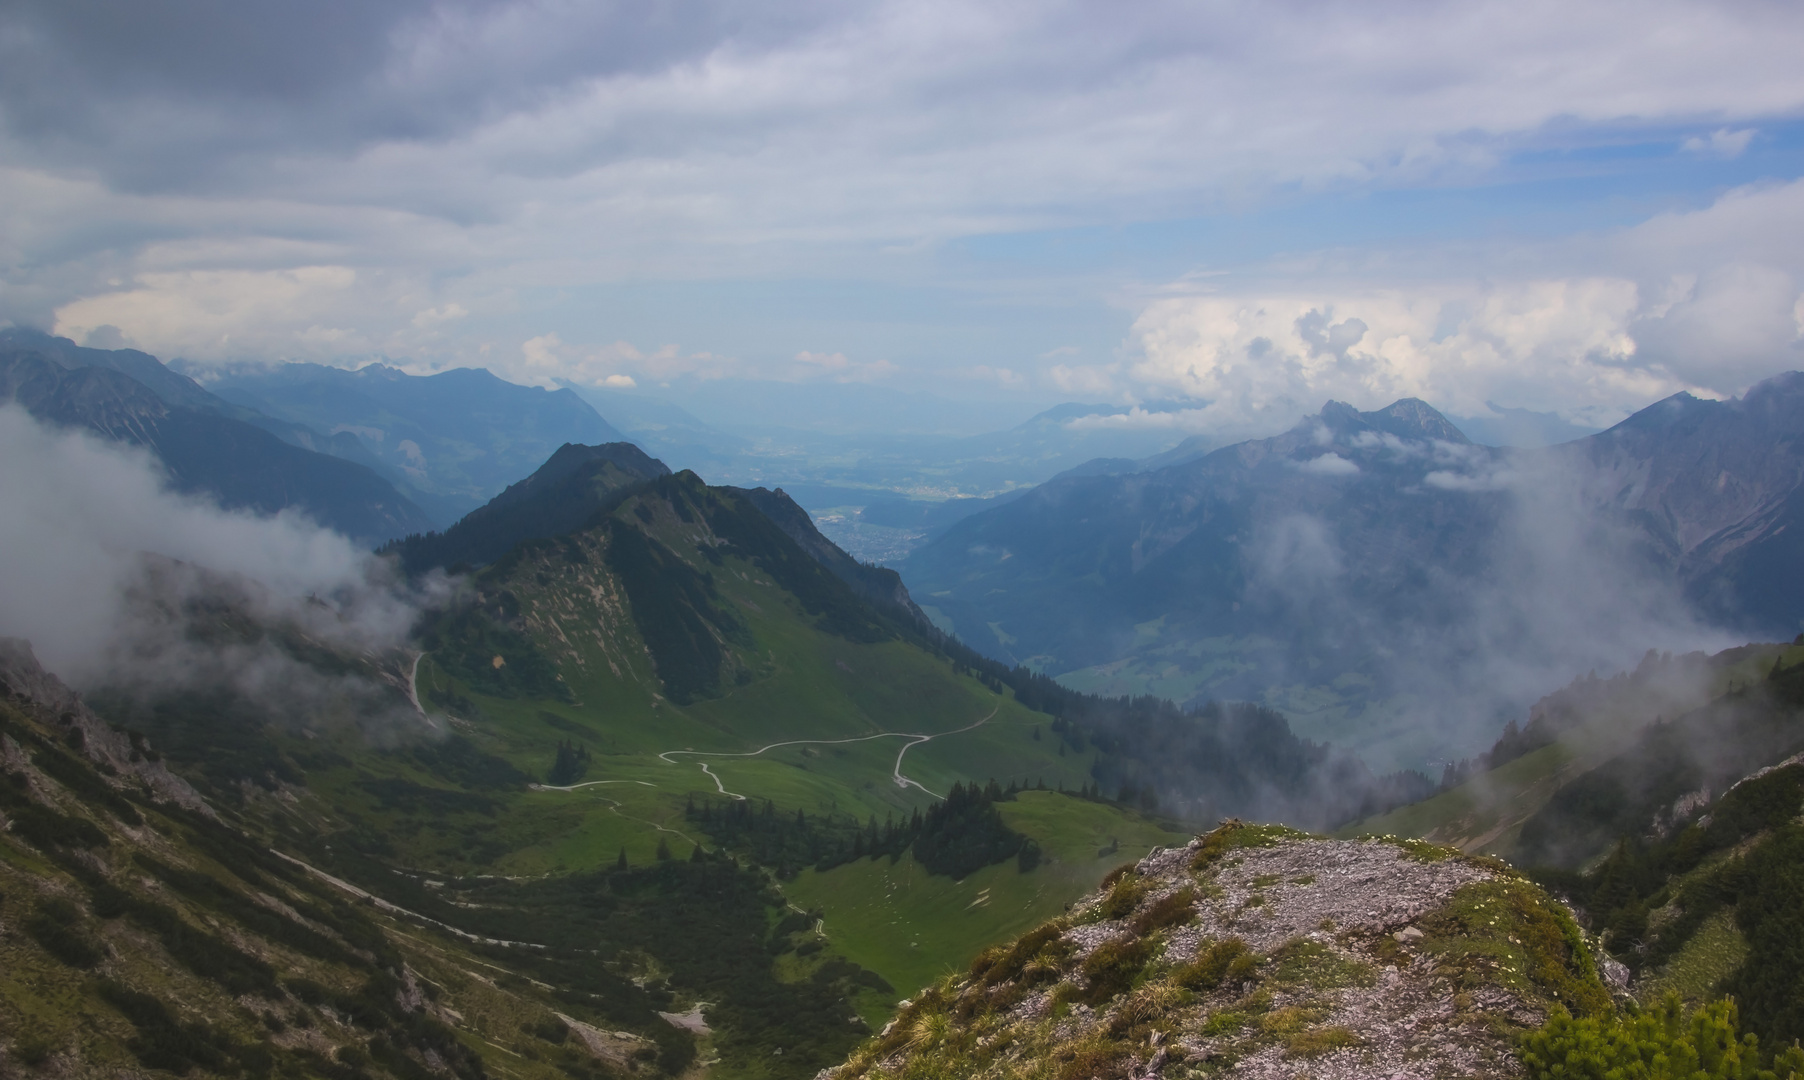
[{"left": 783, "top": 792, "right": 1191, "bottom": 1006}]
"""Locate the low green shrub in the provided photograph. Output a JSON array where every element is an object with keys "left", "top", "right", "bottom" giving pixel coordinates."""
[
  {"left": 1074, "top": 936, "right": 1155, "bottom": 1006},
  {"left": 1096, "top": 874, "right": 1150, "bottom": 922},
  {"left": 1520, "top": 995, "right": 1804, "bottom": 1080},
  {"left": 1130, "top": 887, "right": 1198, "bottom": 935}
]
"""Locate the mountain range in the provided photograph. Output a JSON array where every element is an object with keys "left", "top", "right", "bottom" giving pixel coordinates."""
[
  {"left": 203, "top": 362, "right": 628, "bottom": 526},
  {"left": 573, "top": 388, "right": 1204, "bottom": 562},
  {"left": 0, "top": 332, "right": 436, "bottom": 544},
  {"left": 9, "top": 355, "right": 1804, "bottom": 1079},
  {"left": 900, "top": 375, "right": 1804, "bottom": 770}
]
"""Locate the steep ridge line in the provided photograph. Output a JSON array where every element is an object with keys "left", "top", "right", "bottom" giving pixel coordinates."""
[{"left": 655, "top": 700, "right": 1000, "bottom": 802}]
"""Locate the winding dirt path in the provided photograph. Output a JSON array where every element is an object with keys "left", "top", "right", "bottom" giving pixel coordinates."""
[
  {"left": 657, "top": 701, "right": 999, "bottom": 802},
  {"left": 406, "top": 651, "right": 428, "bottom": 719},
  {"left": 530, "top": 779, "right": 657, "bottom": 793},
  {"left": 270, "top": 850, "right": 545, "bottom": 949}
]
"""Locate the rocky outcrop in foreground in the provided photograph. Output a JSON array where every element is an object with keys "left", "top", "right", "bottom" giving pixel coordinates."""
[
  {"left": 0, "top": 636, "right": 211, "bottom": 815},
  {"left": 827, "top": 824, "right": 1612, "bottom": 1080}
]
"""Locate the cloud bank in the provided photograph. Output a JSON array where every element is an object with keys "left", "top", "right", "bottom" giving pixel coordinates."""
[
  {"left": 0, "top": 405, "right": 436, "bottom": 726},
  {"left": 0, "top": 0, "right": 1800, "bottom": 415},
  {"left": 1040, "top": 178, "right": 1804, "bottom": 439}
]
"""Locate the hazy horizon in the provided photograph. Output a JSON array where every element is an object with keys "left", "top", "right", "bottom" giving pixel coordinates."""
[{"left": 4, "top": 1, "right": 1803, "bottom": 450}]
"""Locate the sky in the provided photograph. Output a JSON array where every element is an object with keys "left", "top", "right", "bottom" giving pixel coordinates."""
[{"left": 5, "top": 0, "right": 1804, "bottom": 440}]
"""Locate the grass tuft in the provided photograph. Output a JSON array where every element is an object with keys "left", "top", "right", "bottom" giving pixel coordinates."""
[
  {"left": 1285, "top": 1025, "right": 1363, "bottom": 1058},
  {"left": 1173, "top": 937, "right": 1257, "bottom": 993}
]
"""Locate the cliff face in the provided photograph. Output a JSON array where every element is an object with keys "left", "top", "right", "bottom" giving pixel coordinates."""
[{"left": 827, "top": 824, "right": 1613, "bottom": 1080}]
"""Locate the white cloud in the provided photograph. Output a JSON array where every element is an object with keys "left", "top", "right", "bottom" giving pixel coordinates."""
[
  {"left": 52, "top": 266, "right": 367, "bottom": 361},
  {"left": 1630, "top": 263, "right": 1801, "bottom": 388},
  {"left": 1094, "top": 173, "right": 1804, "bottom": 438},
  {"left": 501, "top": 334, "right": 739, "bottom": 389},
  {"left": 1297, "top": 453, "right": 1359, "bottom": 476},
  {"left": 1681, "top": 127, "right": 1755, "bottom": 157},
  {"left": 0, "top": 404, "right": 428, "bottom": 685},
  {"left": 790, "top": 349, "right": 897, "bottom": 382},
  {"left": 1121, "top": 278, "right": 1671, "bottom": 436},
  {"left": 1046, "top": 362, "right": 1122, "bottom": 397},
  {"left": 412, "top": 302, "right": 467, "bottom": 328},
  {"left": 0, "top": 0, "right": 1797, "bottom": 421},
  {"left": 1065, "top": 406, "right": 1212, "bottom": 432}
]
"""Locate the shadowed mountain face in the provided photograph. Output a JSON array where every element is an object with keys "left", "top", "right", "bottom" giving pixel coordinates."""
[
  {"left": 730, "top": 485, "right": 935, "bottom": 632},
  {"left": 385, "top": 441, "right": 671, "bottom": 572},
  {"left": 900, "top": 381, "right": 1804, "bottom": 767},
  {"left": 0, "top": 348, "right": 435, "bottom": 544},
  {"left": 1543, "top": 374, "right": 1804, "bottom": 630},
  {"left": 203, "top": 361, "right": 628, "bottom": 525}
]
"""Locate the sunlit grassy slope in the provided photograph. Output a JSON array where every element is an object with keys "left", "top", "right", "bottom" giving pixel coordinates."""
[{"left": 290, "top": 475, "right": 1181, "bottom": 1017}]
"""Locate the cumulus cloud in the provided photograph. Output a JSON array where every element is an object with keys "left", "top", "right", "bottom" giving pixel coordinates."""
[
  {"left": 53, "top": 266, "right": 364, "bottom": 358},
  {"left": 1105, "top": 171, "right": 1804, "bottom": 438},
  {"left": 1629, "top": 264, "right": 1802, "bottom": 389},
  {"left": 1119, "top": 278, "right": 1674, "bottom": 438},
  {"left": 0, "top": 405, "right": 438, "bottom": 727}
]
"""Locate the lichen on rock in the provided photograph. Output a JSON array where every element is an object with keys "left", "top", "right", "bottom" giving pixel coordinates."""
[{"left": 822, "top": 822, "right": 1611, "bottom": 1080}]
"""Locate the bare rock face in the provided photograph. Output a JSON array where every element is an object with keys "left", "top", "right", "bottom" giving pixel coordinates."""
[
  {"left": 826, "top": 824, "right": 1611, "bottom": 1080},
  {"left": 0, "top": 636, "right": 212, "bottom": 816}
]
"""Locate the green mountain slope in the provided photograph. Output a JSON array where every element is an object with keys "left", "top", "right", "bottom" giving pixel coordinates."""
[
  {"left": 0, "top": 637, "right": 709, "bottom": 1080},
  {"left": 1, "top": 445, "right": 1458, "bottom": 1080},
  {"left": 1343, "top": 639, "right": 1804, "bottom": 1051},
  {"left": 8, "top": 467, "right": 1202, "bottom": 1076},
  {"left": 1347, "top": 643, "right": 1802, "bottom": 863}
]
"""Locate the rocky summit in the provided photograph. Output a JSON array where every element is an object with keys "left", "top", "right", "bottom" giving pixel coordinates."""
[{"left": 825, "top": 823, "right": 1614, "bottom": 1080}]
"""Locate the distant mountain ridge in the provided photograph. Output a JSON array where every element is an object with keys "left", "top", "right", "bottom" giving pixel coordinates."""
[
  {"left": 205, "top": 361, "right": 629, "bottom": 525},
  {"left": 901, "top": 396, "right": 1497, "bottom": 678},
  {"left": 0, "top": 341, "right": 435, "bottom": 544}
]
